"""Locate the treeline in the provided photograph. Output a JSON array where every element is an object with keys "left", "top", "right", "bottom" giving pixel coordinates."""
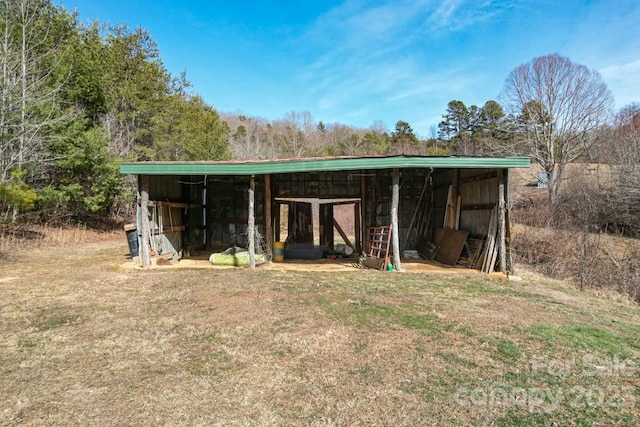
[
  {"left": 0, "top": 0, "right": 449, "bottom": 224},
  {"left": 224, "top": 113, "right": 449, "bottom": 159},
  {"left": 0, "top": 0, "right": 229, "bottom": 224},
  {"left": 1, "top": 0, "right": 639, "bottom": 233},
  {"left": 222, "top": 98, "right": 517, "bottom": 160},
  {"left": 0, "top": 0, "right": 455, "bottom": 224}
]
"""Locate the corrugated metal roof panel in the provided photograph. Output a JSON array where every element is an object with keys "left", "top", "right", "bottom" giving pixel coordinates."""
[{"left": 120, "top": 155, "right": 530, "bottom": 175}]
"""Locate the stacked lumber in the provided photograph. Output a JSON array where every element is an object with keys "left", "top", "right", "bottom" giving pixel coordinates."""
[
  {"left": 479, "top": 207, "right": 499, "bottom": 273},
  {"left": 462, "top": 237, "right": 484, "bottom": 269},
  {"left": 416, "top": 237, "right": 438, "bottom": 260}
]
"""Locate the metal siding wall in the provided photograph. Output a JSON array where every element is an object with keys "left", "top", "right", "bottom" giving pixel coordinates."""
[
  {"left": 274, "top": 171, "right": 359, "bottom": 198},
  {"left": 207, "top": 175, "right": 265, "bottom": 247}
]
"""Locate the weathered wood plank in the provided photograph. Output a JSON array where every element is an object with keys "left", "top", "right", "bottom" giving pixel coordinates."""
[
  {"left": 333, "top": 218, "right": 354, "bottom": 249},
  {"left": 498, "top": 173, "right": 507, "bottom": 274},
  {"left": 434, "top": 228, "right": 469, "bottom": 266}
]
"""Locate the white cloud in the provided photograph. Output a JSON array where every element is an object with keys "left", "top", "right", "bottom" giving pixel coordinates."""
[
  {"left": 425, "top": 0, "right": 514, "bottom": 33},
  {"left": 306, "top": 0, "right": 429, "bottom": 51},
  {"left": 599, "top": 59, "right": 640, "bottom": 108},
  {"left": 600, "top": 59, "right": 640, "bottom": 80},
  {"left": 283, "top": 0, "right": 534, "bottom": 132},
  {"left": 427, "top": 0, "right": 462, "bottom": 27}
]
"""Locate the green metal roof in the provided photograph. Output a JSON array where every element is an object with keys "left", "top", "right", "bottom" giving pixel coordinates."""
[{"left": 120, "top": 155, "right": 530, "bottom": 176}]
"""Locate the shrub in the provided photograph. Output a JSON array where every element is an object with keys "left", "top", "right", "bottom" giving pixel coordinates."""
[{"left": 511, "top": 172, "right": 639, "bottom": 303}]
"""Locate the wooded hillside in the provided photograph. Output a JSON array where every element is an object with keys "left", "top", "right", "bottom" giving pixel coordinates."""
[{"left": 0, "top": 1, "right": 638, "bottom": 251}]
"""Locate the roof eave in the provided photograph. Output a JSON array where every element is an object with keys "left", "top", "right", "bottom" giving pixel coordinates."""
[{"left": 119, "top": 155, "right": 531, "bottom": 175}]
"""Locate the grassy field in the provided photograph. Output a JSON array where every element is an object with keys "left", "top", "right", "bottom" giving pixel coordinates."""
[{"left": 0, "top": 236, "right": 638, "bottom": 426}]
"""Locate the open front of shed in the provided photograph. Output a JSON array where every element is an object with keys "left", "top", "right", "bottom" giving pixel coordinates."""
[{"left": 119, "top": 155, "right": 530, "bottom": 273}]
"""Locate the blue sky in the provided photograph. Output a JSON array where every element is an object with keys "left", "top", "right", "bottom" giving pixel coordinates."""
[{"left": 59, "top": 0, "right": 640, "bottom": 137}]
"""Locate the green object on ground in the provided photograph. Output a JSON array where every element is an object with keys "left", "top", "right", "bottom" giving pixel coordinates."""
[{"left": 209, "top": 252, "right": 265, "bottom": 266}]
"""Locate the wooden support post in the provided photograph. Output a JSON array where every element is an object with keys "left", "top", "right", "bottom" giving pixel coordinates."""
[
  {"left": 140, "top": 175, "right": 151, "bottom": 267},
  {"left": 391, "top": 168, "right": 402, "bottom": 271},
  {"left": 359, "top": 173, "right": 367, "bottom": 253},
  {"left": 322, "top": 204, "right": 334, "bottom": 250},
  {"left": 274, "top": 202, "right": 281, "bottom": 242},
  {"left": 354, "top": 202, "right": 361, "bottom": 253},
  {"left": 264, "top": 174, "right": 272, "bottom": 257},
  {"left": 248, "top": 175, "right": 256, "bottom": 268},
  {"left": 505, "top": 205, "right": 513, "bottom": 273},
  {"left": 287, "top": 202, "right": 295, "bottom": 239},
  {"left": 455, "top": 194, "right": 462, "bottom": 230},
  {"left": 498, "top": 171, "right": 507, "bottom": 274},
  {"left": 204, "top": 176, "right": 210, "bottom": 250},
  {"left": 312, "top": 199, "right": 320, "bottom": 247}
]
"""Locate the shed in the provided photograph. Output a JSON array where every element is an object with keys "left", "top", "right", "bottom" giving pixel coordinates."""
[{"left": 120, "top": 155, "right": 530, "bottom": 272}]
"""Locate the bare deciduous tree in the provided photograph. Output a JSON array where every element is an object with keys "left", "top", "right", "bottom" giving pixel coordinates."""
[
  {"left": 225, "top": 113, "right": 397, "bottom": 159},
  {"left": 612, "top": 103, "right": 640, "bottom": 182},
  {"left": 501, "top": 53, "right": 614, "bottom": 205},
  {"left": 271, "top": 111, "right": 318, "bottom": 158},
  {"left": 225, "top": 114, "right": 277, "bottom": 159},
  {"left": 608, "top": 103, "right": 640, "bottom": 233}
]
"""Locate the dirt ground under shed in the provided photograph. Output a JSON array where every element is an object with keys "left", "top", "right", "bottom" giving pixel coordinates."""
[{"left": 124, "top": 252, "right": 503, "bottom": 276}]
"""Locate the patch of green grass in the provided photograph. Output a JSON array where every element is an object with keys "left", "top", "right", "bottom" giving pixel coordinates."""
[
  {"left": 346, "top": 364, "right": 381, "bottom": 384},
  {"left": 617, "top": 321, "right": 640, "bottom": 335},
  {"left": 396, "top": 311, "right": 441, "bottom": 331},
  {"left": 496, "top": 339, "right": 525, "bottom": 362},
  {"left": 435, "top": 351, "right": 478, "bottom": 369},
  {"left": 497, "top": 405, "right": 638, "bottom": 426},
  {"left": 185, "top": 345, "right": 245, "bottom": 377},
  {"left": 495, "top": 411, "right": 564, "bottom": 426},
  {"left": 456, "top": 325, "right": 476, "bottom": 337},
  {"left": 478, "top": 336, "right": 525, "bottom": 363},
  {"left": 314, "top": 297, "right": 446, "bottom": 334},
  {"left": 17, "top": 337, "right": 41, "bottom": 349},
  {"left": 525, "top": 323, "right": 638, "bottom": 356},
  {"left": 185, "top": 362, "right": 211, "bottom": 377},
  {"left": 312, "top": 271, "right": 509, "bottom": 300},
  {"left": 35, "top": 313, "right": 79, "bottom": 331}
]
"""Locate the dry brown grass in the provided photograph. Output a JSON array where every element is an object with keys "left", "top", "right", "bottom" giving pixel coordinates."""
[
  {"left": 0, "top": 235, "right": 638, "bottom": 426},
  {"left": 0, "top": 224, "right": 121, "bottom": 257}
]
